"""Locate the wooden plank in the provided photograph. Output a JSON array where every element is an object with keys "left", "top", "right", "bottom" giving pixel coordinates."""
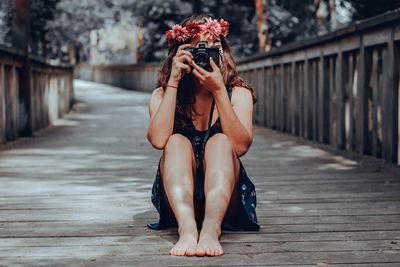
[
  {"left": 291, "top": 61, "right": 297, "bottom": 135},
  {"left": 355, "top": 36, "right": 371, "bottom": 154},
  {"left": 312, "top": 59, "right": 319, "bottom": 141},
  {"left": 318, "top": 55, "right": 330, "bottom": 144},
  {"left": 382, "top": 28, "right": 400, "bottom": 164},
  {"left": 262, "top": 67, "right": 268, "bottom": 127},
  {"left": 348, "top": 53, "right": 356, "bottom": 152},
  {"left": 298, "top": 62, "right": 304, "bottom": 136},
  {"left": 336, "top": 49, "right": 345, "bottom": 149},
  {"left": 329, "top": 57, "right": 336, "bottom": 146},
  {"left": 304, "top": 57, "right": 311, "bottom": 139},
  {"left": 279, "top": 64, "right": 284, "bottom": 131},
  {"left": 0, "top": 64, "right": 5, "bottom": 144},
  {"left": 370, "top": 49, "right": 380, "bottom": 157},
  {"left": 257, "top": 67, "right": 264, "bottom": 126},
  {"left": 272, "top": 66, "right": 277, "bottom": 129}
]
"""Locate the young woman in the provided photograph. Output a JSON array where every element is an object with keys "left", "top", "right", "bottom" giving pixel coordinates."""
[{"left": 146, "top": 14, "right": 260, "bottom": 257}]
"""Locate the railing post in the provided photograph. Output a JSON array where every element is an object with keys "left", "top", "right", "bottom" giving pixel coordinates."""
[
  {"left": 11, "top": 0, "right": 32, "bottom": 136},
  {"left": 383, "top": 28, "right": 399, "bottom": 164},
  {"left": 0, "top": 65, "right": 5, "bottom": 144},
  {"left": 319, "top": 53, "right": 330, "bottom": 144},
  {"left": 304, "top": 55, "right": 311, "bottom": 139},
  {"left": 336, "top": 46, "right": 345, "bottom": 149},
  {"left": 355, "top": 35, "right": 370, "bottom": 154}
]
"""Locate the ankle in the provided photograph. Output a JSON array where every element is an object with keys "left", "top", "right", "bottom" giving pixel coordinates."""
[
  {"left": 201, "top": 218, "right": 221, "bottom": 236},
  {"left": 178, "top": 220, "right": 198, "bottom": 236}
]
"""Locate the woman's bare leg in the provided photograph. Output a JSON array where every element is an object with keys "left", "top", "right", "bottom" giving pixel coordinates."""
[
  {"left": 195, "top": 133, "right": 241, "bottom": 256},
  {"left": 160, "top": 133, "right": 198, "bottom": 256}
]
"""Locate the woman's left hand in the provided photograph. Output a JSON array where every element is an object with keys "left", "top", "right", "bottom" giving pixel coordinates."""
[{"left": 191, "top": 57, "right": 225, "bottom": 94}]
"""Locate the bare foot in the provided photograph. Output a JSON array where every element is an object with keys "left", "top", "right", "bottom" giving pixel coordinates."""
[
  {"left": 195, "top": 219, "right": 223, "bottom": 257},
  {"left": 170, "top": 222, "right": 198, "bottom": 256}
]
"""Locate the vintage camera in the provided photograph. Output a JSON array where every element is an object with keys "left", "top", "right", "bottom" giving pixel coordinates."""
[{"left": 185, "top": 41, "right": 220, "bottom": 70}]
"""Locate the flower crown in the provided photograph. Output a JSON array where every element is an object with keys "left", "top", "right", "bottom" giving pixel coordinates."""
[{"left": 165, "top": 18, "right": 230, "bottom": 44}]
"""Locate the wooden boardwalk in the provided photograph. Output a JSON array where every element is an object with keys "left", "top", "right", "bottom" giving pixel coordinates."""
[{"left": 0, "top": 80, "right": 399, "bottom": 266}]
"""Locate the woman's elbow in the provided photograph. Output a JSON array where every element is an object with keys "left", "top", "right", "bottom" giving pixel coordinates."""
[
  {"left": 235, "top": 139, "right": 252, "bottom": 157},
  {"left": 147, "top": 132, "right": 166, "bottom": 150}
]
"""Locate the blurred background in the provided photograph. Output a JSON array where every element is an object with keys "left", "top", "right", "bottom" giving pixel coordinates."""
[{"left": 1, "top": 0, "right": 400, "bottom": 64}]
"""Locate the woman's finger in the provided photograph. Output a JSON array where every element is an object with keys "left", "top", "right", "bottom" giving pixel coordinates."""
[
  {"left": 176, "top": 49, "right": 193, "bottom": 58},
  {"left": 176, "top": 62, "right": 191, "bottom": 74},
  {"left": 209, "top": 57, "right": 219, "bottom": 72},
  {"left": 192, "top": 69, "right": 204, "bottom": 80},
  {"left": 176, "top": 54, "right": 192, "bottom": 64},
  {"left": 177, "top": 43, "right": 192, "bottom": 52},
  {"left": 191, "top": 60, "right": 208, "bottom": 75}
]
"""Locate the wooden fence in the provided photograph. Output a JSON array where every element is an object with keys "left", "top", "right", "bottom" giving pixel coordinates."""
[
  {"left": 0, "top": 45, "right": 74, "bottom": 146},
  {"left": 238, "top": 10, "right": 400, "bottom": 165},
  {"left": 75, "top": 63, "right": 159, "bottom": 93}
]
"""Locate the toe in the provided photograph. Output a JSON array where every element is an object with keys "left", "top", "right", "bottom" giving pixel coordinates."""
[
  {"left": 195, "top": 247, "right": 205, "bottom": 257},
  {"left": 186, "top": 248, "right": 196, "bottom": 257}
]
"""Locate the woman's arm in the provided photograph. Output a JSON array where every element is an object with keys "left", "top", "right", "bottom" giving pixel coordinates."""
[
  {"left": 213, "top": 86, "right": 253, "bottom": 157},
  {"left": 191, "top": 58, "right": 253, "bottom": 157},
  {"left": 146, "top": 44, "right": 193, "bottom": 150},
  {"left": 146, "top": 84, "right": 178, "bottom": 150}
]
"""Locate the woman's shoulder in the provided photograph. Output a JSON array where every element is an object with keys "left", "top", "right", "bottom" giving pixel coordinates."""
[
  {"left": 231, "top": 86, "right": 254, "bottom": 106},
  {"left": 151, "top": 87, "right": 164, "bottom": 99}
]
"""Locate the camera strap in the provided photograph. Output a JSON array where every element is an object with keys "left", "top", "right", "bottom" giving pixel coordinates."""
[{"left": 192, "top": 97, "right": 216, "bottom": 201}]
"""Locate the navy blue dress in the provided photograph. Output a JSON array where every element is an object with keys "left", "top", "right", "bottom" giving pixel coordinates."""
[{"left": 147, "top": 85, "right": 260, "bottom": 231}]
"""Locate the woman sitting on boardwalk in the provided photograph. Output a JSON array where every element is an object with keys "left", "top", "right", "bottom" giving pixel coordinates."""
[{"left": 146, "top": 14, "right": 260, "bottom": 257}]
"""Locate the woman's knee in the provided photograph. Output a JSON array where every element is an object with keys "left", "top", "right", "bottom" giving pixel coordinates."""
[
  {"left": 206, "top": 133, "right": 234, "bottom": 152},
  {"left": 161, "top": 133, "right": 196, "bottom": 181},
  {"left": 164, "top": 133, "right": 192, "bottom": 153}
]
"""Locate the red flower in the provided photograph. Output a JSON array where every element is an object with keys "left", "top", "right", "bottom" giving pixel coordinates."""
[
  {"left": 165, "top": 18, "right": 230, "bottom": 44},
  {"left": 220, "top": 19, "right": 230, "bottom": 37},
  {"left": 185, "top": 22, "right": 202, "bottom": 38}
]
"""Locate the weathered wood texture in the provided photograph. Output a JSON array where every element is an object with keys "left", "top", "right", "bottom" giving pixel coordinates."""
[
  {"left": 238, "top": 10, "right": 400, "bottom": 165},
  {"left": 74, "top": 63, "right": 159, "bottom": 93},
  {"left": 0, "top": 45, "right": 74, "bottom": 146},
  {"left": 0, "top": 80, "right": 399, "bottom": 266}
]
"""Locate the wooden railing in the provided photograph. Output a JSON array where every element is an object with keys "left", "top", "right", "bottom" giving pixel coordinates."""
[
  {"left": 75, "top": 63, "right": 159, "bottom": 93},
  {"left": 238, "top": 10, "right": 400, "bottom": 165},
  {"left": 0, "top": 45, "right": 74, "bottom": 146}
]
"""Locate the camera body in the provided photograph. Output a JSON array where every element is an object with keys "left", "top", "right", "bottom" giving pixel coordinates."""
[{"left": 185, "top": 42, "right": 220, "bottom": 70}]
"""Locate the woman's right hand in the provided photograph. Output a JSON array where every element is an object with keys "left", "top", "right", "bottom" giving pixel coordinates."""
[{"left": 169, "top": 43, "right": 193, "bottom": 85}]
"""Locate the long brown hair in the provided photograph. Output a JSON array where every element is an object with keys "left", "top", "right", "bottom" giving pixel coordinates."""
[{"left": 157, "top": 14, "right": 257, "bottom": 131}]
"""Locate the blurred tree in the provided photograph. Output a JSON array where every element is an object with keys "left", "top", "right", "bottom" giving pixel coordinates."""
[
  {"left": 25, "top": 0, "right": 400, "bottom": 63},
  {"left": 45, "top": 0, "right": 140, "bottom": 63},
  {"left": 30, "top": 0, "right": 60, "bottom": 56},
  {"left": 0, "top": 0, "right": 13, "bottom": 47}
]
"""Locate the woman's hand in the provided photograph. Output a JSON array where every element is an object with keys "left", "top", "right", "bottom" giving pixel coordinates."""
[
  {"left": 168, "top": 44, "right": 193, "bottom": 86},
  {"left": 191, "top": 57, "right": 225, "bottom": 94}
]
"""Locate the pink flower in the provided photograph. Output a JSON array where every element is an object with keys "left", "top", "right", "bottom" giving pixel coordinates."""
[
  {"left": 167, "top": 24, "right": 190, "bottom": 43},
  {"left": 165, "top": 18, "right": 230, "bottom": 44},
  {"left": 201, "top": 18, "right": 222, "bottom": 40}
]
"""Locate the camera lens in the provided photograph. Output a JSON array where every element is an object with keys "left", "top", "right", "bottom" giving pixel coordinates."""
[{"left": 195, "top": 52, "right": 208, "bottom": 68}]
